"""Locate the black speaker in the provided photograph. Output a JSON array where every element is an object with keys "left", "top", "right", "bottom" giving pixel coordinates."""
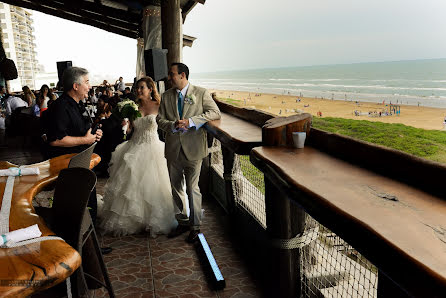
[
  {"left": 144, "top": 49, "right": 168, "bottom": 82},
  {"left": 57, "top": 61, "right": 72, "bottom": 81}
]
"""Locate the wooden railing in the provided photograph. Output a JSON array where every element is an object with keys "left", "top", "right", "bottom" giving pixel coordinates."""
[{"left": 204, "top": 95, "right": 446, "bottom": 297}]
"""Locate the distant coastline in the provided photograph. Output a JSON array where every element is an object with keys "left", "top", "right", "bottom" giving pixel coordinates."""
[
  {"left": 194, "top": 58, "right": 446, "bottom": 109},
  {"left": 211, "top": 89, "right": 446, "bottom": 131}
]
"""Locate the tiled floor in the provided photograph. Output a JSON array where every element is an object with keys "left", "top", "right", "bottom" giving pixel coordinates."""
[
  {"left": 1, "top": 144, "right": 265, "bottom": 297},
  {"left": 95, "top": 177, "right": 264, "bottom": 297}
]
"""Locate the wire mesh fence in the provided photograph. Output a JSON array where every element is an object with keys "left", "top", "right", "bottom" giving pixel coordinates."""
[
  {"left": 300, "top": 214, "right": 378, "bottom": 298},
  {"left": 233, "top": 154, "right": 266, "bottom": 228},
  {"left": 209, "top": 139, "right": 378, "bottom": 297},
  {"left": 209, "top": 139, "right": 226, "bottom": 210}
]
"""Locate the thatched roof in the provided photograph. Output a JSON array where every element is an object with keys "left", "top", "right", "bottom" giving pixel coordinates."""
[{"left": 2, "top": 0, "right": 204, "bottom": 40}]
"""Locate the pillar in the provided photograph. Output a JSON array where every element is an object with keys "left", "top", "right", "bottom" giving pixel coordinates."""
[
  {"left": 136, "top": 4, "right": 162, "bottom": 80},
  {"left": 161, "top": 0, "right": 182, "bottom": 68}
]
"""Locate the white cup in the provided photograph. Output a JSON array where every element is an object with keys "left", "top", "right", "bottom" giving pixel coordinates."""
[{"left": 292, "top": 132, "right": 306, "bottom": 148}]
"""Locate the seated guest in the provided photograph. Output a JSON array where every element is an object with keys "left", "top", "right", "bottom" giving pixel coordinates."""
[
  {"left": 94, "top": 95, "right": 112, "bottom": 125},
  {"left": 103, "top": 86, "right": 113, "bottom": 98},
  {"left": 35, "top": 84, "right": 56, "bottom": 117},
  {"left": 95, "top": 87, "right": 102, "bottom": 99},
  {"left": 94, "top": 110, "right": 125, "bottom": 177},
  {"left": 0, "top": 85, "right": 6, "bottom": 102},
  {"left": 120, "top": 87, "right": 136, "bottom": 101},
  {"left": 22, "top": 86, "right": 36, "bottom": 107},
  {"left": 114, "top": 76, "right": 126, "bottom": 93},
  {"left": 101, "top": 79, "right": 111, "bottom": 88},
  {"left": 52, "top": 87, "right": 59, "bottom": 99},
  {"left": 95, "top": 95, "right": 108, "bottom": 121},
  {"left": 88, "top": 88, "right": 98, "bottom": 105},
  {"left": 4, "top": 93, "right": 27, "bottom": 116}
]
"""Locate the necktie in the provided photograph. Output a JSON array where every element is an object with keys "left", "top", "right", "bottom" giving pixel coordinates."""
[{"left": 178, "top": 92, "right": 183, "bottom": 119}]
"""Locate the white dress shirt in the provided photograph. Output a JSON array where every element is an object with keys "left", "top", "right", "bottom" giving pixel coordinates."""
[
  {"left": 5, "top": 96, "right": 27, "bottom": 115},
  {"left": 173, "top": 83, "right": 198, "bottom": 132}
]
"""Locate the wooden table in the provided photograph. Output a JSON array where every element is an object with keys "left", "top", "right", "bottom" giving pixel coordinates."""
[
  {"left": 0, "top": 154, "right": 100, "bottom": 297},
  {"left": 206, "top": 112, "right": 262, "bottom": 154},
  {"left": 250, "top": 146, "right": 446, "bottom": 296}
]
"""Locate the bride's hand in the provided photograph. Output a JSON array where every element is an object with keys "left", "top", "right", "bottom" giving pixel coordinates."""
[{"left": 122, "top": 119, "right": 132, "bottom": 134}]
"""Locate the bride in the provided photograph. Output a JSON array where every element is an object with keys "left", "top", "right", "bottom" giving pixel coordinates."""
[{"left": 99, "top": 76, "right": 177, "bottom": 237}]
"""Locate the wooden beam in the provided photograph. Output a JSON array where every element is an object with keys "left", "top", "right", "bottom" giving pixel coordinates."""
[
  {"left": 3, "top": 0, "right": 138, "bottom": 39},
  {"left": 62, "top": 0, "right": 141, "bottom": 23},
  {"left": 30, "top": 0, "right": 139, "bottom": 30},
  {"left": 161, "top": 0, "right": 182, "bottom": 67},
  {"left": 181, "top": 0, "right": 197, "bottom": 23},
  {"left": 182, "top": 34, "right": 196, "bottom": 47}
]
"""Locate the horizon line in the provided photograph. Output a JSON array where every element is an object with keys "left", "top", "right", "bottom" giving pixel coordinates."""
[{"left": 195, "top": 57, "right": 446, "bottom": 75}]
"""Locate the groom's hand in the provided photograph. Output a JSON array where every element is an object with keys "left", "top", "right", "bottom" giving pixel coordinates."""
[
  {"left": 178, "top": 119, "right": 189, "bottom": 129},
  {"left": 175, "top": 119, "right": 189, "bottom": 131}
]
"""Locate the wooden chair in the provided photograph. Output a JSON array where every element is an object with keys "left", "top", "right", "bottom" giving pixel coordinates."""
[
  {"left": 33, "top": 168, "right": 96, "bottom": 297},
  {"left": 35, "top": 159, "right": 115, "bottom": 297},
  {"left": 68, "top": 143, "right": 115, "bottom": 297},
  {"left": 68, "top": 142, "right": 97, "bottom": 169}
]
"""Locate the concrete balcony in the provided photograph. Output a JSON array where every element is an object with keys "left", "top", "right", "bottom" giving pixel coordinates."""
[{"left": 10, "top": 8, "right": 25, "bottom": 18}]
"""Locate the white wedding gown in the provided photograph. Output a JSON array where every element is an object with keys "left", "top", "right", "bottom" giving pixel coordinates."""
[{"left": 99, "top": 114, "right": 177, "bottom": 237}]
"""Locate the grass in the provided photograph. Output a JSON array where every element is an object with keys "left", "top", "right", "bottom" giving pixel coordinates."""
[
  {"left": 218, "top": 97, "right": 242, "bottom": 107},
  {"left": 238, "top": 155, "right": 265, "bottom": 194},
  {"left": 312, "top": 117, "right": 446, "bottom": 163},
  {"left": 235, "top": 117, "right": 446, "bottom": 196},
  {"left": 217, "top": 97, "right": 446, "bottom": 163}
]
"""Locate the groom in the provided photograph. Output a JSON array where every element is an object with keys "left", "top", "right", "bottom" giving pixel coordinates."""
[{"left": 157, "top": 62, "right": 221, "bottom": 243}]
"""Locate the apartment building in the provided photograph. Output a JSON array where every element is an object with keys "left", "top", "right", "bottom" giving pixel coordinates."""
[{"left": 0, "top": 3, "right": 39, "bottom": 91}]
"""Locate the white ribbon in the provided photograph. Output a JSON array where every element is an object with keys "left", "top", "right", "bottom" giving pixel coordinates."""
[
  {"left": 0, "top": 167, "right": 40, "bottom": 233},
  {"left": 0, "top": 176, "right": 14, "bottom": 234},
  {"left": 0, "top": 165, "right": 72, "bottom": 296}
]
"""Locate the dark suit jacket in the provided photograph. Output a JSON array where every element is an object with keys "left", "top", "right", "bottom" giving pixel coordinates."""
[{"left": 94, "top": 115, "right": 124, "bottom": 173}]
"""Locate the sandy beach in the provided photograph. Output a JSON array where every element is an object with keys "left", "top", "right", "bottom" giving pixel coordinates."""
[{"left": 211, "top": 90, "right": 446, "bottom": 131}]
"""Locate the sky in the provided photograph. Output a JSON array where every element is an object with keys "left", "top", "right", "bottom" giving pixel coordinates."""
[{"left": 31, "top": 0, "right": 446, "bottom": 83}]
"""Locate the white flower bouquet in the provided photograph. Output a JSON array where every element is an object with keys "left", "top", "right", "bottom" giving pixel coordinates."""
[{"left": 113, "top": 100, "right": 141, "bottom": 139}]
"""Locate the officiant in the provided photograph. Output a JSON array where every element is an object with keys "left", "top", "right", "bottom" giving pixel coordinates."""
[{"left": 44, "top": 67, "right": 103, "bottom": 226}]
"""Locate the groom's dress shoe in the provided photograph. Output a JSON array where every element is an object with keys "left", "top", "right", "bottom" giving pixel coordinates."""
[
  {"left": 168, "top": 225, "right": 189, "bottom": 238},
  {"left": 186, "top": 230, "right": 200, "bottom": 243}
]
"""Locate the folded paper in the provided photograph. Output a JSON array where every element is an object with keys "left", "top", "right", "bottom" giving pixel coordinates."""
[
  {"left": 0, "top": 167, "right": 40, "bottom": 177},
  {"left": 0, "top": 224, "right": 42, "bottom": 247}
]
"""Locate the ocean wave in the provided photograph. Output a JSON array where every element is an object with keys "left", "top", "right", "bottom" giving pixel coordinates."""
[
  {"left": 266, "top": 82, "right": 446, "bottom": 91},
  {"left": 269, "top": 78, "right": 342, "bottom": 82}
]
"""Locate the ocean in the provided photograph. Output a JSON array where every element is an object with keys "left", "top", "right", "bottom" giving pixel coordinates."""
[{"left": 191, "top": 58, "right": 446, "bottom": 108}]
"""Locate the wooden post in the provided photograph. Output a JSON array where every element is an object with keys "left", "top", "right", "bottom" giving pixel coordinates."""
[
  {"left": 161, "top": 0, "right": 182, "bottom": 68},
  {"left": 265, "top": 179, "right": 305, "bottom": 297},
  {"left": 222, "top": 146, "right": 236, "bottom": 213},
  {"left": 377, "top": 270, "right": 411, "bottom": 297},
  {"left": 262, "top": 113, "right": 312, "bottom": 147},
  {"left": 262, "top": 114, "right": 312, "bottom": 297}
]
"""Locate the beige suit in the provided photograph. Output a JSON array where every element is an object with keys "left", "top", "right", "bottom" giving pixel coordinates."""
[{"left": 157, "top": 84, "right": 221, "bottom": 229}]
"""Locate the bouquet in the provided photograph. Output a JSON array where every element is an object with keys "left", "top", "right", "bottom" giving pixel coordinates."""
[{"left": 113, "top": 100, "right": 141, "bottom": 139}]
